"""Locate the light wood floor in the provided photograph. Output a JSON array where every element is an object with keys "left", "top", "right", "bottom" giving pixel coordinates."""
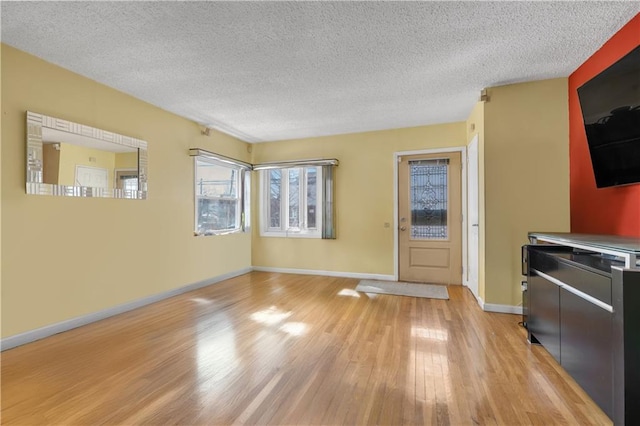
[{"left": 2, "top": 272, "right": 610, "bottom": 425}]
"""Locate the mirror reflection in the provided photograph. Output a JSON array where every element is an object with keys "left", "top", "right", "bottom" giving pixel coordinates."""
[{"left": 26, "top": 112, "right": 148, "bottom": 199}]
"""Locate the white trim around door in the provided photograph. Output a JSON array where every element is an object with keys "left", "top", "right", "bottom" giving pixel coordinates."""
[{"left": 465, "top": 134, "right": 480, "bottom": 300}]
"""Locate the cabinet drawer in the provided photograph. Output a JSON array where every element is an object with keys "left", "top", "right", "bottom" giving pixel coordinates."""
[
  {"left": 553, "top": 259, "right": 611, "bottom": 305},
  {"left": 530, "top": 250, "right": 611, "bottom": 305},
  {"left": 560, "top": 288, "right": 613, "bottom": 418},
  {"left": 528, "top": 274, "right": 561, "bottom": 363},
  {"left": 529, "top": 249, "right": 560, "bottom": 273}
]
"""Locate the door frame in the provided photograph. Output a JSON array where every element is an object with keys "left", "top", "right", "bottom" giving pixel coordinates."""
[
  {"left": 465, "top": 134, "right": 479, "bottom": 299},
  {"left": 393, "top": 147, "right": 467, "bottom": 283}
]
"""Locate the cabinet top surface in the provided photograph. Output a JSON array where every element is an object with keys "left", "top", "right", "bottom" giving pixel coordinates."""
[{"left": 529, "top": 232, "right": 640, "bottom": 255}]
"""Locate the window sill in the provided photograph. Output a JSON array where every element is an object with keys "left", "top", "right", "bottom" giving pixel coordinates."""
[
  {"left": 194, "top": 228, "right": 243, "bottom": 237},
  {"left": 260, "top": 231, "right": 321, "bottom": 239}
]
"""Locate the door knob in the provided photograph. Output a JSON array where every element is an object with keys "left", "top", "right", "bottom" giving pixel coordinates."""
[{"left": 400, "top": 226, "right": 407, "bottom": 231}]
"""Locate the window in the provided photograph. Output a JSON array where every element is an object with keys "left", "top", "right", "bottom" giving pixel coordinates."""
[
  {"left": 261, "top": 167, "right": 322, "bottom": 237},
  {"left": 257, "top": 159, "right": 337, "bottom": 239},
  {"left": 115, "top": 169, "right": 139, "bottom": 192},
  {"left": 121, "top": 176, "right": 139, "bottom": 192},
  {"left": 409, "top": 158, "right": 449, "bottom": 239},
  {"left": 192, "top": 150, "right": 251, "bottom": 236}
]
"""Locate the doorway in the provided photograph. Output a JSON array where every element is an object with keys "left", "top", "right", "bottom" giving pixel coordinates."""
[{"left": 397, "top": 151, "right": 463, "bottom": 285}]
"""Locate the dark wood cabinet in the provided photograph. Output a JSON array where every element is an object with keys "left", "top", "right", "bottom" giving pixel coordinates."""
[
  {"left": 525, "top": 232, "right": 640, "bottom": 425},
  {"left": 528, "top": 273, "right": 561, "bottom": 362},
  {"left": 560, "top": 287, "right": 613, "bottom": 416}
]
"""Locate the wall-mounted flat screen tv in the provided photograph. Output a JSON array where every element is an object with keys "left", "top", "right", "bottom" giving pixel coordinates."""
[{"left": 577, "top": 44, "right": 640, "bottom": 188}]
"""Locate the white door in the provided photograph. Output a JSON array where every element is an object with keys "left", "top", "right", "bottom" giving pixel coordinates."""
[{"left": 466, "top": 135, "right": 479, "bottom": 299}]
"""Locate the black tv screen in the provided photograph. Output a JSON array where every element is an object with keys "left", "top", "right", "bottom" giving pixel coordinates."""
[{"left": 577, "top": 44, "right": 640, "bottom": 188}]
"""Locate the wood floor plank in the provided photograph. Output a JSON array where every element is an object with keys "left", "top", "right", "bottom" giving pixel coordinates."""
[{"left": 1, "top": 272, "right": 612, "bottom": 425}]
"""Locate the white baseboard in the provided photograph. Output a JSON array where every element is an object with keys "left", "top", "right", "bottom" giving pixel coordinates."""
[
  {"left": 476, "top": 295, "right": 485, "bottom": 310},
  {"left": 482, "top": 302, "right": 523, "bottom": 315},
  {"left": 0, "top": 267, "right": 252, "bottom": 351},
  {"left": 252, "top": 266, "right": 395, "bottom": 281},
  {"left": 474, "top": 295, "right": 522, "bottom": 315}
]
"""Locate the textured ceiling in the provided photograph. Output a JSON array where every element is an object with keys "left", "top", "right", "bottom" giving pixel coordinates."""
[{"left": 2, "top": 2, "right": 639, "bottom": 143}]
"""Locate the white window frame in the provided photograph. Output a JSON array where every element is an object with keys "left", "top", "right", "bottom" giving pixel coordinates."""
[
  {"left": 194, "top": 156, "right": 250, "bottom": 236},
  {"left": 260, "top": 167, "right": 322, "bottom": 238}
]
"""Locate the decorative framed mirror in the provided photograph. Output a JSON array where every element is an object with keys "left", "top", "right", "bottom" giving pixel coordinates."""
[{"left": 26, "top": 111, "right": 148, "bottom": 199}]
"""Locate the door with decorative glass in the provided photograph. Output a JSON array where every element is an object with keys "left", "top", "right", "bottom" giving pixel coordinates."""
[{"left": 398, "top": 152, "right": 462, "bottom": 284}]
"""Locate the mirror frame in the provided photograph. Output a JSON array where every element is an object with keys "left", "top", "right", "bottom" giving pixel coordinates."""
[{"left": 26, "top": 111, "right": 148, "bottom": 199}]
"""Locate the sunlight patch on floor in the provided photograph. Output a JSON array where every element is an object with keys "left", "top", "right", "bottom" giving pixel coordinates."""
[
  {"left": 411, "top": 326, "right": 449, "bottom": 341},
  {"left": 250, "top": 306, "right": 292, "bottom": 325},
  {"left": 337, "top": 288, "right": 360, "bottom": 298},
  {"left": 279, "top": 322, "right": 308, "bottom": 336},
  {"left": 190, "top": 297, "right": 214, "bottom": 305}
]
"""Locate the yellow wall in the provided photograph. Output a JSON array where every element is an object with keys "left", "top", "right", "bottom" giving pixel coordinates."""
[
  {"left": 483, "top": 78, "right": 570, "bottom": 306},
  {"left": 251, "top": 123, "right": 467, "bottom": 275},
  {"left": 252, "top": 79, "right": 569, "bottom": 308},
  {"left": 42, "top": 144, "right": 61, "bottom": 185},
  {"left": 465, "top": 101, "right": 486, "bottom": 302},
  {"left": 1, "top": 45, "right": 252, "bottom": 338},
  {"left": 115, "top": 152, "right": 138, "bottom": 170},
  {"left": 57, "top": 143, "right": 116, "bottom": 188},
  {"left": 0, "top": 44, "right": 3, "bottom": 335},
  {"left": 0, "top": 43, "right": 572, "bottom": 340}
]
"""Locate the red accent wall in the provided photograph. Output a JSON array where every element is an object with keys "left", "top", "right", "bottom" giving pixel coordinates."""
[{"left": 569, "top": 13, "right": 640, "bottom": 237}]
